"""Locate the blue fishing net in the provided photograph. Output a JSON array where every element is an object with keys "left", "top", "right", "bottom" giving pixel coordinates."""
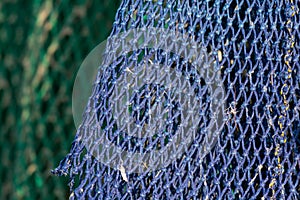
[{"left": 53, "top": 0, "right": 300, "bottom": 199}]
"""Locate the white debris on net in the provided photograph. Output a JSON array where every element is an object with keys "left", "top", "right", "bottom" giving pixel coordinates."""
[{"left": 118, "top": 164, "right": 128, "bottom": 182}]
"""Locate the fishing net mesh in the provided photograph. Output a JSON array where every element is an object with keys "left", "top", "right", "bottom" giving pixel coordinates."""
[{"left": 53, "top": 0, "right": 300, "bottom": 199}]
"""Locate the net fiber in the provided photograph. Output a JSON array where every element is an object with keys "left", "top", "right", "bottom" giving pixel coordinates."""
[{"left": 53, "top": 0, "right": 300, "bottom": 199}]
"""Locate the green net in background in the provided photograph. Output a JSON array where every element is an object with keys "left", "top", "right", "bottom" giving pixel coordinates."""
[{"left": 0, "top": 1, "right": 121, "bottom": 199}]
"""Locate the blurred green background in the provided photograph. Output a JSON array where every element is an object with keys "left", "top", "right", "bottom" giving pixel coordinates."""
[{"left": 0, "top": 0, "right": 121, "bottom": 199}]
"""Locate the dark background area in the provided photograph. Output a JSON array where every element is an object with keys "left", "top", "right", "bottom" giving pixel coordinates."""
[{"left": 0, "top": 0, "right": 121, "bottom": 199}]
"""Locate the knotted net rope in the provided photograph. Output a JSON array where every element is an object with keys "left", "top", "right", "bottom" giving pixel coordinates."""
[{"left": 53, "top": 0, "right": 300, "bottom": 199}]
